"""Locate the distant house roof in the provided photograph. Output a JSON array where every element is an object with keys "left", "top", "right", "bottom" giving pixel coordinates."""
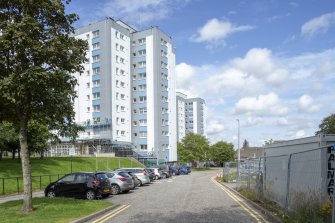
[{"left": 236, "top": 147, "right": 264, "bottom": 160}]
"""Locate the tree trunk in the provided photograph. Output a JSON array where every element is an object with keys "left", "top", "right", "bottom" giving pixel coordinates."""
[
  {"left": 12, "top": 148, "right": 16, "bottom": 159},
  {"left": 0, "top": 149, "right": 2, "bottom": 160},
  {"left": 19, "top": 114, "right": 33, "bottom": 212}
]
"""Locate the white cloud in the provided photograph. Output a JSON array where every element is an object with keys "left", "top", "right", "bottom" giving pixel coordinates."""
[
  {"left": 190, "top": 18, "right": 254, "bottom": 48},
  {"left": 301, "top": 12, "right": 335, "bottom": 37},
  {"left": 244, "top": 117, "right": 264, "bottom": 127},
  {"left": 206, "top": 120, "right": 225, "bottom": 135},
  {"left": 99, "top": 0, "right": 190, "bottom": 26},
  {"left": 175, "top": 62, "right": 196, "bottom": 90},
  {"left": 295, "top": 130, "right": 306, "bottom": 138},
  {"left": 298, "top": 95, "right": 320, "bottom": 113},
  {"left": 234, "top": 92, "right": 288, "bottom": 116},
  {"left": 277, "top": 117, "right": 289, "bottom": 126}
]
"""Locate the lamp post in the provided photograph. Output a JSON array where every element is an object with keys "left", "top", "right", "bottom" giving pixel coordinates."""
[{"left": 237, "top": 119, "right": 240, "bottom": 189}]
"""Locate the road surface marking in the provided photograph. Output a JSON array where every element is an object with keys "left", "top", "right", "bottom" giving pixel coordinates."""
[
  {"left": 211, "top": 177, "right": 268, "bottom": 223},
  {"left": 91, "top": 204, "right": 130, "bottom": 223}
]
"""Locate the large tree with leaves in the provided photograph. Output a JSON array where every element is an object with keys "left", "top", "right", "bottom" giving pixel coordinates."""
[
  {"left": 0, "top": 0, "right": 87, "bottom": 212},
  {"left": 210, "top": 141, "right": 235, "bottom": 166},
  {"left": 178, "top": 133, "right": 210, "bottom": 167},
  {"left": 316, "top": 113, "right": 335, "bottom": 135}
]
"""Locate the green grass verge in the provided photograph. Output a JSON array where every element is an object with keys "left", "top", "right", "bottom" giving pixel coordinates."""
[
  {"left": 0, "top": 157, "right": 143, "bottom": 195},
  {"left": 0, "top": 197, "right": 112, "bottom": 223}
]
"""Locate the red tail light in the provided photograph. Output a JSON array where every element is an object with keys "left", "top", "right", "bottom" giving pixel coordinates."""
[
  {"left": 141, "top": 170, "right": 146, "bottom": 175},
  {"left": 92, "top": 179, "right": 100, "bottom": 186},
  {"left": 118, "top": 178, "right": 127, "bottom": 182}
]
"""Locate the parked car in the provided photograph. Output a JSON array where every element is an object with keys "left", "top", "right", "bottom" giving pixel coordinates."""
[
  {"left": 115, "top": 168, "right": 150, "bottom": 186},
  {"left": 126, "top": 171, "right": 141, "bottom": 188},
  {"left": 156, "top": 164, "right": 171, "bottom": 178},
  {"left": 179, "top": 166, "right": 190, "bottom": 174},
  {"left": 45, "top": 172, "right": 111, "bottom": 200},
  {"left": 147, "top": 167, "right": 162, "bottom": 180},
  {"left": 99, "top": 171, "right": 134, "bottom": 195},
  {"left": 145, "top": 168, "right": 155, "bottom": 181},
  {"left": 170, "top": 166, "right": 180, "bottom": 175}
]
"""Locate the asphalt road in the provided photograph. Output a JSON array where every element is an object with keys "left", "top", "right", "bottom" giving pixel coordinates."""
[{"left": 101, "top": 169, "right": 264, "bottom": 223}]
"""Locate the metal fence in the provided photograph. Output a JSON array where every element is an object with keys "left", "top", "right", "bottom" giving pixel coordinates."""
[
  {"left": 223, "top": 146, "right": 330, "bottom": 214},
  {"left": 0, "top": 174, "right": 65, "bottom": 195}
]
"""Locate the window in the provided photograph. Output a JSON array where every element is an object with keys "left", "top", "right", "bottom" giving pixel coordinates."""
[
  {"left": 139, "top": 96, "right": 146, "bottom": 102},
  {"left": 139, "top": 61, "right": 146, "bottom": 68},
  {"left": 121, "top": 106, "right": 125, "bottom": 112},
  {"left": 133, "top": 121, "right": 137, "bottom": 126},
  {"left": 140, "top": 145, "right": 147, "bottom": 150},
  {"left": 121, "top": 131, "right": 125, "bottom": 136},
  {"left": 86, "top": 70, "right": 90, "bottom": 76},
  {"left": 116, "top": 105, "right": 120, "bottom": 112},
  {"left": 120, "top": 45, "right": 125, "bottom": 51},
  {"left": 139, "top": 84, "right": 146, "bottom": 91},
  {"left": 138, "top": 49, "right": 146, "bottom": 56},
  {"left": 116, "top": 55, "right": 119, "bottom": 63},
  {"left": 120, "top": 94, "right": 125, "bottom": 100},
  {"left": 93, "top": 67, "right": 100, "bottom": 74},
  {"left": 93, "top": 92, "right": 100, "bottom": 99},
  {"left": 115, "top": 31, "right": 119, "bottom": 38},
  {"left": 116, "top": 68, "right": 119, "bottom": 75},
  {"left": 139, "top": 73, "right": 146, "bottom": 79},
  {"left": 116, "top": 92, "right": 119, "bottom": 99},
  {"left": 133, "top": 109, "right": 137, "bottom": 114},
  {"left": 93, "top": 105, "right": 100, "bottom": 112},
  {"left": 139, "top": 131, "right": 147, "bottom": 137},
  {"left": 92, "top": 55, "right": 100, "bottom": 62},
  {"left": 115, "top": 43, "right": 119, "bottom": 50},
  {"left": 133, "top": 52, "right": 136, "bottom": 56},
  {"left": 86, "top": 82, "right": 90, "bottom": 88},
  {"left": 133, "top": 87, "right": 136, "bottom": 91},
  {"left": 116, "top": 80, "right": 119, "bottom": 87},
  {"left": 133, "top": 64, "right": 136, "bottom": 69},
  {"left": 133, "top": 98, "right": 137, "bottom": 103},
  {"left": 133, "top": 74, "right": 136, "bottom": 80},
  {"left": 92, "top": 43, "right": 100, "bottom": 50},
  {"left": 120, "top": 57, "right": 125, "bottom": 63},
  {"left": 86, "top": 95, "right": 90, "bottom": 100},
  {"left": 87, "top": 107, "right": 90, "bottom": 112},
  {"left": 138, "top": 38, "right": 146, "bottom": 44},
  {"left": 116, "top": 117, "right": 120, "bottom": 125},
  {"left": 139, "top": 108, "right": 147, "bottom": 114},
  {"left": 139, "top": 119, "right": 147, "bottom": 126},
  {"left": 120, "top": 82, "right": 125, "bottom": 88},
  {"left": 60, "top": 174, "right": 75, "bottom": 182},
  {"left": 86, "top": 34, "right": 90, "bottom": 39},
  {"left": 93, "top": 117, "right": 100, "bottom": 123},
  {"left": 134, "top": 133, "right": 137, "bottom": 137},
  {"left": 92, "top": 30, "right": 99, "bottom": 37},
  {"left": 121, "top": 118, "right": 125, "bottom": 124},
  {"left": 120, "top": 69, "right": 125, "bottom": 75},
  {"left": 120, "top": 33, "right": 124, "bottom": 40}
]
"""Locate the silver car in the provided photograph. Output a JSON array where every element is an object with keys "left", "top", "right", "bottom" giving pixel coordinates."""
[
  {"left": 104, "top": 171, "right": 134, "bottom": 195},
  {"left": 116, "top": 168, "right": 151, "bottom": 186}
]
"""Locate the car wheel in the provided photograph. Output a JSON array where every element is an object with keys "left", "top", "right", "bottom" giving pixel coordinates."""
[
  {"left": 86, "top": 190, "right": 96, "bottom": 200},
  {"left": 138, "top": 179, "right": 143, "bottom": 186},
  {"left": 111, "top": 184, "right": 120, "bottom": 195},
  {"left": 101, "top": 194, "right": 110, "bottom": 198},
  {"left": 46, "top": 190, "right": 56, "bottom": 198},
  {"left": 162, "top": 173, "right": 167, "bottom": 179},
  {"left": 155, "top": 175, "right": 159, "bottom": 180}
]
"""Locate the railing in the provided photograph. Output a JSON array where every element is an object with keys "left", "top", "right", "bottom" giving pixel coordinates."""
[{"left": 0, "top": 174, "right": 66, "bottom": 195}]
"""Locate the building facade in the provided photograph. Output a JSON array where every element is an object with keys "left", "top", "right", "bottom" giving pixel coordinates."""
[
  {"left": 71, "top": 18, "right": 177, "bottom": 161},
  {"left": 176, "top": 92, "right": 205, "bottom": 142}
]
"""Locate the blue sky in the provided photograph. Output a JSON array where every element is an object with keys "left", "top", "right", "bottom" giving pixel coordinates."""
[{"left": 67, "top": 0, "right": 335, "bottom": 147}]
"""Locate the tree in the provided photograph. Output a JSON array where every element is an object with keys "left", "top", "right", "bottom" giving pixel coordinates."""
[
  {"left": 242, "top": 139, "right": 249, "bottom": 148},
  {"left": 0, "top": 0, "right": 87, "bottom": 212},
  {"left": 264, "top": 139, "right": 274, "bottom": 146},
  {"left": 178, "top": 133, "right": 210, "bottom": 167},
  {"left": 210, "top": 141, "right": 235, "bottom": 166},
  {"left": 316, "top": 114, "right": 335, "bottom": 135},
  {"left": 27, "top": 120, "right": 53, "bottom": 158},
  {"left": 0, "top": 121, "right": 19, "bottom": 160}
]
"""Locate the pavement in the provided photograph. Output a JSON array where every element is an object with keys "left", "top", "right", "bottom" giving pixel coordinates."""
[{"left": 0, "top": 191, "right": 44, "bottom": 204}]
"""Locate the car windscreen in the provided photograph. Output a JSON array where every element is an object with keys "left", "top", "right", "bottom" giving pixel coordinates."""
[
  {"left": 117, "top": 172, "right": 131, "bottom": 178},
  {"left": 105, "top": 172, "right": 114, "bottom": 178},
  {"left": 96, "top": 173, "right": 108, "bottom": 180}
]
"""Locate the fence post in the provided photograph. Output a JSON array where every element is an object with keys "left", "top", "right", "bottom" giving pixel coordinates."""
[
  {"left": 39, "top": 176, "right": 42, "bottom": 189},
  {"left": 285, "top": 154, "right": 292, "bottom": 215},
  {"left": 17, "top": 177, "right": 19, "bottom": 193},
  {"left": 2, "top": 178, "right": 4, "bottom": 194},
  {"left": 247, "top": 160, "right": 251, "bottom": 191}
]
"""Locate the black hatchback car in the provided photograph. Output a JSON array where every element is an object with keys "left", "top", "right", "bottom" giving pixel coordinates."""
[{"left": 45, "top": 172, "right": 111, "bottom": 200}]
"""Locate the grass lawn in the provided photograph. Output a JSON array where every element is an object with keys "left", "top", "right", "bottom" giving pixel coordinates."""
[
  {"left": 0, "top": 157, "right": 143, "bottom": 195},
  {"left": 0, "top": 197, "right": 112, "bottom": 223}
]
